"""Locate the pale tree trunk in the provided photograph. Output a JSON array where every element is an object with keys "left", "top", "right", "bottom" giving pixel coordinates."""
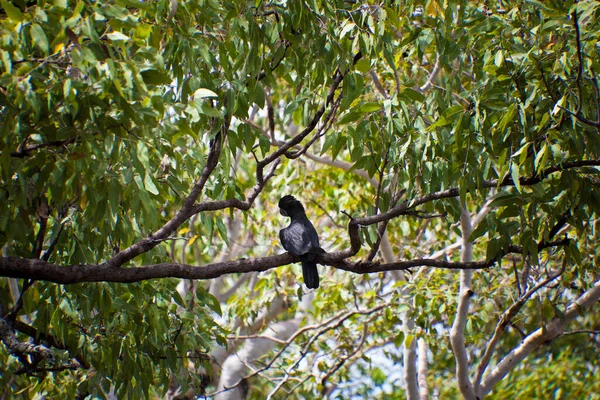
[
  {"left": 417, "top": 338, "right": 429, "bottom": 400},
  {"left": 215, "top": 318, "right": 303, "bottom": 400},
  {"left": 215, "top": 294, "right": 314, "bottom": 400},
  {"left": 403, "top": 315, "right": 419, "bottom": 400},
  {"left": 449, "top": 204, "right": 476, "bottom": 400}
]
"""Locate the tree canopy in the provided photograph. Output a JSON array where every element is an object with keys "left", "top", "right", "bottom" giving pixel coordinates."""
[{"left": 1, "top": 0, "right": 599, "bottom": 399}]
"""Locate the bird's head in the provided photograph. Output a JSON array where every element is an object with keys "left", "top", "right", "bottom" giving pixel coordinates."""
[{"left": 278, "top": 195, "right": 305, "bottom": 217}]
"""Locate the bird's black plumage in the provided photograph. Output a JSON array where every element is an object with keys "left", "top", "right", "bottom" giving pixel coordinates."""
[{"left": 278, "top": 195, "right": 324, "bottom": 289}]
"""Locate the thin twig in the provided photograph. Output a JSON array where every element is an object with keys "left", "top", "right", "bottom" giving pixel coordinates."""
[{"left": 207, "top": 303, "right": 387, "bottom": 398}]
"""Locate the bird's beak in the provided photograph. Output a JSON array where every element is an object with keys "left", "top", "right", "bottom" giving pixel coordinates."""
[{"left": 280, "top": 208, "right": 288, "bottom": 217}]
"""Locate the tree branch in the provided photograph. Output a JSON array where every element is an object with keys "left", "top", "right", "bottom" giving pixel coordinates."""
[
  {"left": 404, "top": 318, "right": 419, "bottom": 400},
  {"left": 0, "top": 235, "right": 571, "bottom": 285},
  {"left": 558, "top": 106, "right": 600, "bottom": 128},
  {"left": 10, "top": 137, "right": 77, "bottom": 158},
  {"left": 473, "top": 265, "right": 565, "bottom": 393},
  {"left": 478, "top": 279, "right": 600, "bottom": 397},
  {"left": 0, "top": 156, "right": 587, "bottom": 284},
  {"left": 257, "top": 52, "right": 362, "bottom": 168},
  {"left": 417, "top": 338, "right": 429, "bottom": 400},
  {"left": 211, "top": 302, "right": 387, "bottom": 398},
  {"left": 0, "top": 317, "right": 51, "bottom": 361},
  {"left": 106, "top": 126, "right": 227, "bottom": 268},
  {"left": 449, "top": 204, "right": 476, "bottom": 400}
]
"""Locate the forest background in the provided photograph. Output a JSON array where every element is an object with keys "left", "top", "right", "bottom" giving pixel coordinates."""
[{"left": 1, "top": 0, "right": 599, "bottom": 399}]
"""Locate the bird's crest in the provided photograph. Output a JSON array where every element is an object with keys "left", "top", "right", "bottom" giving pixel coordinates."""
[{"left": 279, "top": 195, "right": 305, "bottom": 212}]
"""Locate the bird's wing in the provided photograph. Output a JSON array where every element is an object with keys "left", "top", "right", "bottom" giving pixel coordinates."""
[
  {"left": 280, "top": 223, "right": 312, "bottom": 256},
  {"left": 305, "top": 220, "right": 321, "bottom": 249}
]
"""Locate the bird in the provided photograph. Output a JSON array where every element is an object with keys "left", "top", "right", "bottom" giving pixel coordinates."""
[{"left": 278, "top": 195, "right": 325, "bottom": 289}]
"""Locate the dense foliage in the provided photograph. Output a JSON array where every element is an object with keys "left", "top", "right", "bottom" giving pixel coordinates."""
[{"left": 1, "top": 0, "right": 599, "bottom": 399}]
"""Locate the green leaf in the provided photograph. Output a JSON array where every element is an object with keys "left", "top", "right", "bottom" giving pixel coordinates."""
[
  {"left": 358, "top": 102, "right": 381, "bottom": 113},
  {"left": 198, "top": 103, "right": 222, "bottom": 117},
  {"left": 534, "top": 144, "right": 550, "bottom": 173},
  {"left": 107, "top": 31, "right": 131, "bottom": 42},
  {"left": 340, "top": 21, "right": 355, "bottom": 38},
  {"left": 354, "top": 58, "right": 371, "bottom": 73},
  {"left": 338, "top": 110, "right": 362, "bottom": 124},
  {"left": 552, "top": 95, "right": 566, "bottom": 115},
  {"left": 497, "top": 103, "right": 517, "bottom": 132},
  {"left": 144, "top": 174, "right": 159, "bottom": 195},
  {"left": 193, "top": 88, "right": 219, "bottom": 99},
  {"left": 469, "top": 219, "right": 488, "bottom": 242},
  {"left": 30, "top": 24, "right": 49, "bottom": 54},
  {"left": 495, "top": 50, "right": 504, "bottom": 67},
  {"left": 141, "top": 70, "right": 171, "bottom": 85},
  {"left": 215, "top": 217, "right": 228, "bottom": 245},
  {"left": 510, "top": 164, "right": 522, "bottom": 193},
  {"left": 1, "top": 0, "right": 24, "bottom": 22},
  {"left": 399, "top": 88, "right": 425, "bottom": 103},
  {"left": 404, "top": 333, "right": 414, "bottom": 348}
]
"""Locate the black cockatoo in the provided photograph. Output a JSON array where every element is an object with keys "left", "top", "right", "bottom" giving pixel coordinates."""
[{"left": 278, "top": 195, "right": 325, "bottom": 289}]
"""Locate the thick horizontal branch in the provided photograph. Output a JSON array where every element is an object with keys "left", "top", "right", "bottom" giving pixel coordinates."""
[
  {"left": 322, "top": 237, "right": 570, "bottom": 275},
  {"left": 0, "top": 237, "right": 569, "bottom": 284},
  {"left": 0, "top": 156, "right": 582, "bottom": 285},
  {"left": 328, "top": 258, "right": 492, "bottom": 274},
  {"left": 1, "top": 254, "right": 489, "bottom": 284},
  {"left": 0, "top": 254, "right": 294, "bottom": 284}
]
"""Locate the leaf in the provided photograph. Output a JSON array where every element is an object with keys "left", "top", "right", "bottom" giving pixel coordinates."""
[
  {"left": 510, "top": 163, "right": 522, "bottom": 193},
  {"left": 354, "top": 58, "right": 371, "bottom": 73},
  {"left": 320, "top": 133, "right": 336, "bottom": 155},
  {"left": 144, "top": 174, "right": 159, "bottom": 195},
  {"left": 198, "top": 103, "right": 221, "bottom": 117},
  {"left": 497, "top": 103, "right": 516, "bottom": 132},
  {"left": 494, "top": 50, "right": 504, "bottom": 67},
  {"left": 107, "top": 32, "right": 131, "bottom": 42},
  {"left": 534, "top": 143, "right": 549, "bottom": 173},
  {"left": 431, "top": 105, "right": 463, "bottom": 128},
  {"left": 188, "top": 234, "right": 198, "bottom": 246},
  {"left": 338, "top": 110, "right": 361, "bottom": 125},
  {"left": 340, "top": 21, "right": 355, "bottom": 38},
  {"left": 469, "top": 219, "right": 488, "bottom": 242},
  {"left": 193, "top": 88, "right": 219, "bottom": 99},
  {"left": 30, "top": 24, "right": 49, "bottom": 54},
  {"left": 399, "top": 88, "right": 425, "bottom": 103},
  {"left": 566, "top": 242, "right": 582, "bottom": 265},
  {"left": 215, "top": 217, "right": 228, "bottom": 245},
  {"left": 141, "top": 70, "right": 171, "bottom": 85},
  {"left": 552, "top": 95, "right": 566, "bottom": 116},
  {"left": 1, "top": 0, "right": 24, "bottom": 22},
  {"left": 331, "top": 134, "right": 347, "bottom": 160},
  {"left": 404, "top": 333, "right": 414, "bottom": 348},
  {"left": 358, "top": 102, "right": 381, "bottom": 113}
]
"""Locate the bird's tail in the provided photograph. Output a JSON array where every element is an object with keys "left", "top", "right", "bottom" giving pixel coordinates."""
[{"left": 301, "top": 259, "right": 320, "bottom": 289}]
